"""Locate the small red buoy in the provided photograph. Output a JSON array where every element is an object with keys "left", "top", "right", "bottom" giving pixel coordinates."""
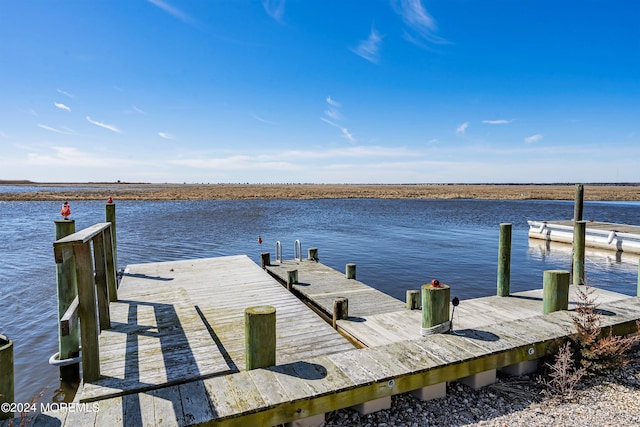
[
  {"left": 258, "top": 236, "right": 263, "bottom": 244},
  {"left": 61, "top": 201, "right": 71, "bottom": 219},
  {"left": 107, "top": 196, "right": 113, "bottom": 204},
  {"left": 431, "top": 279, "right": 442, "bottom": 288}
]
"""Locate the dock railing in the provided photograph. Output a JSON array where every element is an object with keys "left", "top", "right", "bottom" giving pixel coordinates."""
[{"left": 53, "top": 222, "right": 118, "bottom": 382}]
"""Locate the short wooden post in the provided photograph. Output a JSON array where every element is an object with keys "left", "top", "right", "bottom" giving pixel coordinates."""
[
  {"left": 543, "top": 270, "right": 570, "bottom": 314},
  {"left": 345, "top": 263, "right": 356, "bottom": 280},
  {"left": 573, "top": 221, "right": 586, "bottom": 285},
  {"left": 74, "top": 242, "right": 101, "bottom": 381},
  {"left": 637, "top": 262, "right": 640, "bottom": 297},
  {"left": 105, "top": 202, "right": 117, "bottom": 269},
  {"left": 406, "top": 290, "right": 420, "bottom": 310},
  {"left": 286, "top": 269, "right": 298, "bottom": 290},
  {"left": 245, "top": 306, "right": 276, "bottom": 370},
  {"left": 92, "top": 231, "right": 111, "bottom": 330},
  {"left": 332, "top": 297, "right": 349, "bottom": 329},
  {"left": 260, "top": 252, "right": 271, "bottom": 268},
  {"left": 308, "top": 247, "right": 319, "bottom": 261},
  {"left": 497, "top": 222, "right": 512, "bottom": 296},
  {"left": 0, "top": 335, "right": 14, "bottom": 420},
  {"left": 421, "top": 283, "right": 450, "bottom": 335},
  {"left": 574, "top": 184, "right": 584, "bottom": 221},
  {"left": 54, "top": 219, "right": 80, "bottom": 382}
]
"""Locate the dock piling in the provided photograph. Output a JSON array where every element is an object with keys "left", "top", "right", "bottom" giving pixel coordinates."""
[
  {"left": 573, "top": 221, "right": 586, "bottom": 285},
  {"left": 346, "top": 263, "right": 356, "bottom": 280},
  {"left": 406, "top": 290, "right": 420, "bottom": 310},
  {"left": 332, "top": 297, "right": 349, "bottom": 328},
  {"left": 543, "top": 270, "right": 570, "bottom": 314},
  {"left": 0, "top": 335, "right": 14, "bottom": 420},
  {"left": 54, "top": 219, "right": 80, "bottom": 382},
  {"left": 245, "top": 306, "right": 276, "bottom": 370},
  {"left": 260, "top": 252, "right": 271, "bottom": 268},
  {"left": 286, "top": 269, "right": 298, "bottom": 290},
  {"left": 638, "top": 262, "right": 640, "bottom": 297},
  {"left": 421, "top": 282, "right": 451, "bottom": 335},
  {"left": 105, "top": 201, "right": 117, "bottom": 269},
  {"left": 497, "top": 223, "right": 512, "bottom": 297},
  {"left": 308, "top": 247, "right": 319, "bottom": 262},
  {"left": 574, "top": 184, "right": 584, "bottom": 221}
]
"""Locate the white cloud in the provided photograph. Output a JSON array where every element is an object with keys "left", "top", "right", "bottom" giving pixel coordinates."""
[
  {"left": 482, "top": 119, "right": 512, "bottom": 125},
  {"left": 525, "top": 134, "right": 543, "bottom": 144},
  {"left": 86, "top": 116, "right": 122, "bottom": 134},
  {"left": 262, "top": 0, "right": 286, "bottom": 23},
  {"left": 394, "top": 0, "right": 447, "bottom": 45},
  {"left": 37, "top": 124, "right": 75, "bottom": 135},
  {"left": 25, "top": 146, "right": 136, "bottom": 168},
  {"left": 326, "top": 96, "right": 341, "bottom": 107},
  {"left": 320, "top": 118, "right": 356, "bottom": 143},
  {"left": 158, "top": 132, "right": 174, "bottom": 140},
  {"left": 352, "top": 28, "right": 382, "bottom": 64},
  {"left": 147, "top": 0, "right": 195, "bottom": 25},
  {"left": 56, "top": 89, "right": 75, "bottom": 98},
  {"left": 324, "top": 109, "right": 341, "bottom": 120},
  {"left": 456, "top": 122, "right": 469, "bottom": 136},
  {"left": 54, "top": 102, "right": 71, "bottom": 112},
  {"left": 251, "top": 114, "right": 277, "bottom": 125},
  {"left": 171, "top": 155, "right": 299, "bottom": 171}
]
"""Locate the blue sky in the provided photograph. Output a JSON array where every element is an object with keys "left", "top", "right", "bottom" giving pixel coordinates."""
[{"left": 1, "top": 1, "right": 638, "bottom": 183}]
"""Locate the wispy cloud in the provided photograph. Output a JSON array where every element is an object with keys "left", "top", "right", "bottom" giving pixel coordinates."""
[
  {"left": 125, "top": 106, "right": 148, "bottom": 115},
  {"left": 37, "top": 124, "right": 75, "bottom": 135},
  {"left": 147, "top": 0, "right": 195, "bottom": 26},
  {"left": 326, "top": 96, "right": 341, "bottom": 107},
  {"left": 393, "top": 0, "right": 447, "bottom": 45},
  {"left": 456, "top": 122, "right": 469, "bottom": 136},
  {"left": 324, "top": 109, "right": 341, "bottom": 120},
  {"left": 482, "top": 119, "right": 512, "bottom": 125},
  {"left": 352, "top": 28, "right": 382, "bottom": 63},
  {"left": 320, "top": 118, "right": 355, "bottom": 143},
  {"left": 525, "top": 134, "right": 543, "bottom": 144},
  {"left": 251, "top": 114, "right": 277, "bottom": 125},
  {"left": 86, "top": 116, "right": 122, "bottom": 134},
  {"left": 158, "top": 132, "right": 174, "bottom": 140},
  {"left": 262, "top": 0, "right": 286, "bottom": 23},
  {"left": 56, "top": 89, "right": 75, "bottom": 99},
  {"left": 0, "top": 131, "right": 9, "bottom": 138},
  {"left": 54, "top": 102, "right": 71, "bottom": 112}
]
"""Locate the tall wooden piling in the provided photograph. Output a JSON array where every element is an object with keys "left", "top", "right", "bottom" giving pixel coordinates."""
[
  {"left": 574, "top": 184, "right": 584, "bottom": 221},
  {"left": 406, "top": 290, "right": 420, "bottom": 310},
  {"left": 573, "top": 220, "right": 586, "bottom": 285},
  {"left": 497, "top": 222, "right": 512, "bottom": 297},
  {"left": 105, "top": 202, "right": 117, "bottom": 269},
  {"left": 543, "top": 270, "right": 570, "bottom": 314},
  {"left": 421, "top": 282, "right": 450, "bottom": 334},
  {"left": 260, "top": 252, "right": 271, "bottom": 268},
  {"left": 54, "top": 219, "right": 80, "bottom": 382},
  {"left": 332, "top": 297, "right": 349, "bottom": 329},
  {"left": 0, "top": 335, "right": 14, "bottom": 420},
  {"left": 245, "top": 306, "right": 276, "bottom": 370},
  {"left": 346, "top": 263, "right": 356, "bottom": 280}
]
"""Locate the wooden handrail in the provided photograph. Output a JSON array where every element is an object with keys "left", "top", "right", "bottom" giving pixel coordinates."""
[
  {"left": 53, "top": 222, "right": 111, "bottom": 263},
  {"left": 60, "top": 296, "right": 79, "bottom": 336}
]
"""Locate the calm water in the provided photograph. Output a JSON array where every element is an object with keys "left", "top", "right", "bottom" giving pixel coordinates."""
[{"left": 1, "top": 197, "right": 639, "bottom": 403}]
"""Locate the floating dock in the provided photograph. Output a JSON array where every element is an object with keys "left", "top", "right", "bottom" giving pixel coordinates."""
[
  {"left": 13, "top": 253, "right": 640, "bottom": 427},
  {"left": 528, "top": 220, "right": 640, "bottom": 254}
]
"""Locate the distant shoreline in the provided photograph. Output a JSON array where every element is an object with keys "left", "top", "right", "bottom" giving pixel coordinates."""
[{"left": 2, "top": 182, "right": 640, "bottom": 201}]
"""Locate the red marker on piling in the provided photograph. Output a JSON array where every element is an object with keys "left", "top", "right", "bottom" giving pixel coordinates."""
[{"left": 61, "top": 202, "right": 71, "bottom": 219}]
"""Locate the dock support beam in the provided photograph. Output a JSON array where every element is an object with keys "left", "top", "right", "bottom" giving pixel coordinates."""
[
  {"left": 497, "top": 222, "right": 512, "bottom": 296},
  {"left": 245, "top": 306, "right": 276, "bottom": 370},
  {"left": 406, "top": 290, "right": 420, "bottom": 310},
  {"left": 0, "top": 335, "right": 13, "bottom": 420},
  {"left": 573, "top": 221, "right": 586, "bottom": 285},
  {"left": 332, "top": 297, "right": 348, "bottom": 329},
  {"left": 421, "top": 282, "right": 450, "bottom": 335},
  {"left": 345, "top": 263, "right": 356, "bottom": 280},
  {"left": 543, "top": 270, "right": 570, "bottom": 314},
  {"left": 54, "top": 219, "right": 80, "bottom": 382}
]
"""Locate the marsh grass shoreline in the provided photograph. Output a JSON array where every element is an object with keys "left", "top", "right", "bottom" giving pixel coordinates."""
[{"left": 2, "top": 183, "right": 640, "bottom": 201}]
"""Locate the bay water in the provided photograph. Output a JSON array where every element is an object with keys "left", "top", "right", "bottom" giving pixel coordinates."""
[{"left": 1, "top": 196, "right": 638, "bottom": 403}]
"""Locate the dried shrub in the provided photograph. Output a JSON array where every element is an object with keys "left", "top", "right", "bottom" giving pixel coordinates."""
[{"left": 540, "top": 341, "right": 585, "bottom": 401}]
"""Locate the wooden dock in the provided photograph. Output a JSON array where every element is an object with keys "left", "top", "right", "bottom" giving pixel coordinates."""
[{"left": 12, "top": 253, "right": 640, "bottom": 426}]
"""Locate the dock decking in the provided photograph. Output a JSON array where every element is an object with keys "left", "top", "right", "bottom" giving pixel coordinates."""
[{"left": 15, "top": 255, "right": 640, "bottom": 427}]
